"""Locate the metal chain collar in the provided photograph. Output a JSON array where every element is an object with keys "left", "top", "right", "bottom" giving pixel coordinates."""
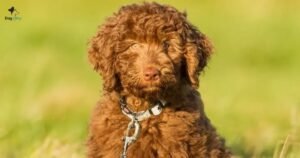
[{"left": 119, "top": 96, "right": 166, "bottom": 158}]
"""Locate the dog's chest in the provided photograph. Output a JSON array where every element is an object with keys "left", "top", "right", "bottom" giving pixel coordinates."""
[{"left": 104, "top": 111, "right": 199, "bottom": 158}]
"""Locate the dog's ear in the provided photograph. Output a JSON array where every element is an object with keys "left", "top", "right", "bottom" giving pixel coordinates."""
[
  {"left": 88, "top": 18, "right": 120, "bottom": 92},
  {"left": 182, "top": 23, "right": 213, "bottom": 89}
]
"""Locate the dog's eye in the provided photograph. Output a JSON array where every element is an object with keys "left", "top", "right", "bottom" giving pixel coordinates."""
[{"left": 130, "top": 43, "right": 141, "bottom": 50}]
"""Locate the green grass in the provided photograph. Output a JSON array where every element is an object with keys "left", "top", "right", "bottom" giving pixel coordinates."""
[{"left": 0, "top": 0, "right": 299, "bottom": 157}]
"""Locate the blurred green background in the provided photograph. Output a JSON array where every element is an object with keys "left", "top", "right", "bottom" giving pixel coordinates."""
[{"left": 1, "top": 0, "right": 299, "bottom": 157}]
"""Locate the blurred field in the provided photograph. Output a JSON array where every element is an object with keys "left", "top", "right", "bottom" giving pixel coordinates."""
[{"left": 0, "top": 0, "right": 300, "bottom": 157}]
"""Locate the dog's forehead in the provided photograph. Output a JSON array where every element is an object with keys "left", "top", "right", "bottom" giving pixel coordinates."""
[
  {"left": 117, "top": 14, "right": 184, "bottom": 42},
  {"left": 122, "top": 31, "right": 180, "bottom": 47}
]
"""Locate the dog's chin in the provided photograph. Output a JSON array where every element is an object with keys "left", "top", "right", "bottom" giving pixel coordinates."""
[{"left": 125, "top": 85, "right": 164, "bottom": 99}]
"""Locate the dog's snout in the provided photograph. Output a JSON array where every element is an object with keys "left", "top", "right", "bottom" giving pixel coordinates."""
[{"left": 143, "top": 67, "right": 160, "bottom": 81}]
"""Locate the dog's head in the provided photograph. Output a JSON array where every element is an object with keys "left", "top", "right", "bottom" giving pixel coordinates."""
[{"left": 88, "top": 2, "right": 212, "bottom": 98}]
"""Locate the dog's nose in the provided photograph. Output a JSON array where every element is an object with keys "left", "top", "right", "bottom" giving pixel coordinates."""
[{"left": 143, "top": 67, "right": 160, "bottom": 81}]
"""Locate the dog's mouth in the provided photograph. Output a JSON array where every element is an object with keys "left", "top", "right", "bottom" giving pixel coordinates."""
[
  {"left": 122, "top": 72, "right": 177, "bottom": 98},
  {"left": 138, "top": 76, "right": 177, "bottom": 94},
  {"left": 140, "top": 81, "right": 162, "bottom": 92},
  {"left": 142, "top": 85, "right": 161, "bottom": 93},
  {"left": 125, "top": 81, "right": 165, "bottom": 98}
]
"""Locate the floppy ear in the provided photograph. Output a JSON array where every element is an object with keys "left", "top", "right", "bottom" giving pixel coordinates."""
[
  {"left": 88, "top": 18, "right": 120, "bottom": 92},
  {"left": 183, "top": 23, "right": 213, "bottom": 89}
]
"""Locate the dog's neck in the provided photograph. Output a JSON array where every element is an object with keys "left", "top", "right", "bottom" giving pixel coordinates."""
[
  {"left": 116, "top": 85, "right": 193, "bottom": 111},
  {"left": 119, "top": 95, "right": 153, "bottom": 111}
]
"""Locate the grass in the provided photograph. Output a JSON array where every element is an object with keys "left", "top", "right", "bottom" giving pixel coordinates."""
[{"left": 0, "top": 0, "right": 299, "bottom": 157}]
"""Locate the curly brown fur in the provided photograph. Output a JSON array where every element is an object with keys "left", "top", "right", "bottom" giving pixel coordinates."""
[{"left": 87, "top": 2, "right": 232, "bottom": 158}]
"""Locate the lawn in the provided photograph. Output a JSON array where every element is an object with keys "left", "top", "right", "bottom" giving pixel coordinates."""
[{"left": 0, "top": 0, "right": 299, "bottom": 157}]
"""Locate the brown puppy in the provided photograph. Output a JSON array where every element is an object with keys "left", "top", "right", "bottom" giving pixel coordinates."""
[{"left": 87, "top": 2, "right": 231, "bottom": 158}]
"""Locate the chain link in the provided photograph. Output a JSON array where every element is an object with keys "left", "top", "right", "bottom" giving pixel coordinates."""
[{"left": 119, "top": 96, "right": 166, "bottom": 158}]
